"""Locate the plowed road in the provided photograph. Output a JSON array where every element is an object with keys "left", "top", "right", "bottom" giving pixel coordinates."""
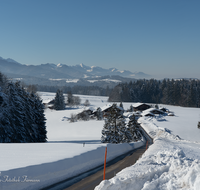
[{"left": 64, "top": 146, "right": 146, "bottom": 190}]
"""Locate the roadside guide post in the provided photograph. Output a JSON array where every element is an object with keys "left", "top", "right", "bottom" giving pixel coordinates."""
[
  {"left": 146, "top": 140, "right": 148, "bottom": 150},
  {"left": 103, "top": 146, "right": 107, "bottom": 180}
]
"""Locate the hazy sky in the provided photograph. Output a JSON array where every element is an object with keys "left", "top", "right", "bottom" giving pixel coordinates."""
[{"left": 0, "top": 0, "right": 200, "bottom": 79}]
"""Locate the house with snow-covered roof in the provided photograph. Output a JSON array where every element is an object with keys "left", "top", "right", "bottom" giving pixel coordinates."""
[
  {"left": 132, "top": 103, "right": 151, "bottom": 111},
  {"left": 123, "top": 111, "right": 142, "bottom": 119},
  {"left": 141, "top": 108, "right": 165, "bottom": 117},
  {"left": 93, "top": 103, "right": 124, "bottom": 117}
]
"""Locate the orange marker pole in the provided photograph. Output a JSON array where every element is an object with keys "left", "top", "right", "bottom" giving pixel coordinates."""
[
  {"left": 103, "top": 147, "right": 107, "bottom": 180},
  {"left": 146, "top": 140, "right": 148, "bottom": 150}
]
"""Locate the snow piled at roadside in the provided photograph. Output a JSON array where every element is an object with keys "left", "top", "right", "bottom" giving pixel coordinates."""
[
  {"left": 96, "top": 146, "right": 200, "bottom": 190},
  {"left": 95, "top": 116, "right": 200, "bottom": 190},
  {"left": 0, "top": 141, "right": 144, "bottom": 190}
]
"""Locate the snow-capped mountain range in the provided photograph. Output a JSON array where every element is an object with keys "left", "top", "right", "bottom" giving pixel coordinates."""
[
  {"left": 0, "top": 56, "right": 152, "bottom": 87},
  {"left": 0, "top": 56, "right": 150, "bottom": 80}
]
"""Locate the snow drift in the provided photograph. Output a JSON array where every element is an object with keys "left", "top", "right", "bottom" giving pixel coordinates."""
[{"left": 95, "top": 115, "right": 200, "bottom": 190}]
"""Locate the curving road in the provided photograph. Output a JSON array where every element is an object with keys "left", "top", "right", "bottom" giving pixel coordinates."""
[
  {"left": 64, "top": 146, "right": 146, "bottom": 190},
  {"left": 42, "top": 124, "right": 153, "bottom": 190}
]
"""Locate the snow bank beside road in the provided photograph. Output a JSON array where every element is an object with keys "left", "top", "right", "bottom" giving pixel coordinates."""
[
  {"left": 96, "top": 113, "right": 200, "bottom": 190},
  {"left": 96, "top": 133, "right": 200, "bottom": 190},
  {"left": 0, "top": 141, "right": 144, "bottom": 190}
]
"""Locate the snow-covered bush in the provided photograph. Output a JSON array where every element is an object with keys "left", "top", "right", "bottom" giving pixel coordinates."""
[
  {"left": 84, "top": 99, "right": 90, "bottom": 107},
  {"left": 67, "top": 91, "right": 81, "bottom": 106},
  {"left": 70, "top": 113, "right": 77, "bottom": 122}
]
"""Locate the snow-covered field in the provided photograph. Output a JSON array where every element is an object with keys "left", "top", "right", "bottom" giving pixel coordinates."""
[
  {"left": 95, "top": 105, "right": 200, "bottom": 190},
  {"left": 0, "top": 92, "right": 144, "bottom": 190},
  {"left": 1, "top": 92, "right": 200, "bottom": 190}
]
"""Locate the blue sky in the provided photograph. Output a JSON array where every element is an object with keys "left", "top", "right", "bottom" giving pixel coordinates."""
[{"left": 0, "top": 0, "right": 200, "bottom": 79}]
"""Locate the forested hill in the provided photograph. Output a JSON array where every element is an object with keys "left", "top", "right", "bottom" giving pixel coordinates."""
[
  {"left": 109, "top": 79, "right": 200, "bottom": 108},
  {"left": 36, "top": 84, "right": 112, "bottom": 96}
]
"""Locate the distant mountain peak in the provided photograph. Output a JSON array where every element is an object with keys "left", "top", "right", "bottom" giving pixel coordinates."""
[
  {"left": 109, "top": 68, "right": 117, "bottom": 72},
  {"left": 57, "top": 63, "right": 63, "bottom": 67},
  {"left": 75, "top": 63, "right": 88, "bottom": 68},
  {"left": 80, "top": 63, "right": 86, "bottom": 68},
  {"left": 0, "top": 56, "right": 21, "bottom": 65}
]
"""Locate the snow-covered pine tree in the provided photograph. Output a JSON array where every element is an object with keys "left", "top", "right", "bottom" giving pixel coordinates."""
[
  {"left": 102, "top": 104, "right": 118, "bottom": 143},
  {"left": 116, "top": 114, "right": 127, "bottom": 143},
  {"left": 96, "top": 107, "right": 103, "bottom": 120},
  {"left": 67, "top": 91, "right": 73, "bottom": 106},
  {"left": 21, "top": 85, "right": 43, "bottom": 142},
  {"left": 54, "top": 89, "right": 60, "bottom": 110},
  {"left": 15, "top": 82, "right": 34, "bottom": 142},
  {"left": 126, "top": 115, "right": 142, "bottom": 141},
  {"left": 119, "top": 102, "right": 123, "bottom": 109},
  {"left": 24, "top": 92, "right": 36, "bottom": 142},
  {"left": 59, "top": 90, "right": 65, "bottom": 110},
  {"left": 0, "top": 72, "right": 8, "bottom": 92},
  {"left": 0, "top": 73, "right": 47, "bottom": 143},
  {"left": 119, "top": 102, "right": 124, "bottom": 115},
  {"left": 31, "top": 93, "right": 47, "bottom": 142},
  {"left": 6, "top": 82, "right": 26, "bottom": 142},
  {"left": 101, "top": 103, "right": 126, "bottom": 143},
  {"left": 54, "top": 89, "right": 65, "bottom": 110},
  {"left": 129, "top": 105, "right": 134, "bottom": 112},
  {"left": 0, "top": 90, "right": 13, "bottom": 143}
]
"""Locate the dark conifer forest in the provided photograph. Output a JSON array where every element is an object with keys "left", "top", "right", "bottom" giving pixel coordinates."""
[
  {"left": 109, "top": 79, "right": 200, "bottom": 108},
  {"left": 36, "top": 84, "right": 112, "bottom": 96},
  {"left": 0, "top": 72, "right": 47, "bottom": 143}
]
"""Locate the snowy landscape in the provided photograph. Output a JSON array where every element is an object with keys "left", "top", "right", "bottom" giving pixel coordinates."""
[
  {"left": 0, "top": 92, "right": 200, "bottom": 190},
  {"left": 1, "top": 1, "right": 200, "bottom": 190}
]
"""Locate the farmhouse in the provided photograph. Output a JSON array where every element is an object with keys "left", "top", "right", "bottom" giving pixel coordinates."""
[
  {"left": 132, "top": 103, "right": 151, "bottom": 111},
  {"left": 160, "top": 107, "right": 169, "bottom": 113},
  {"left": 94, "top": 104, "right": 124, "bottom": 117},
  {"left": 141, "top": 108, "right": 165, "bottom": 117},
  {"left": 76, "top": 108, "right": 94, "bottom": 120}
]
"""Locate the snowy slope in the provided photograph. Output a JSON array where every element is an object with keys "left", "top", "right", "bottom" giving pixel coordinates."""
[
  {"left": 0, "top": 92, "right": 144, "bottom": 190},
  {"left": 95, "top": 106, "right": 200, "bottom": 190}
]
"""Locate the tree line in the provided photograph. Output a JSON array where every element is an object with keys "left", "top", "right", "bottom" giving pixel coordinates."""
[
  {"left": 0, "top": 72, "right": 47, "bottom": 143},
  {"left": 109, "top": 79, "right": 200, "bottom": 108},
  {"left": 36, "top": 84, "right": 112, "bottom": 96}
]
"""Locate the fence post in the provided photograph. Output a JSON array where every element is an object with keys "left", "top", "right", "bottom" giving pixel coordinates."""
[{"left": 103, "top": 147, "right": 107, "bottom": 180}]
